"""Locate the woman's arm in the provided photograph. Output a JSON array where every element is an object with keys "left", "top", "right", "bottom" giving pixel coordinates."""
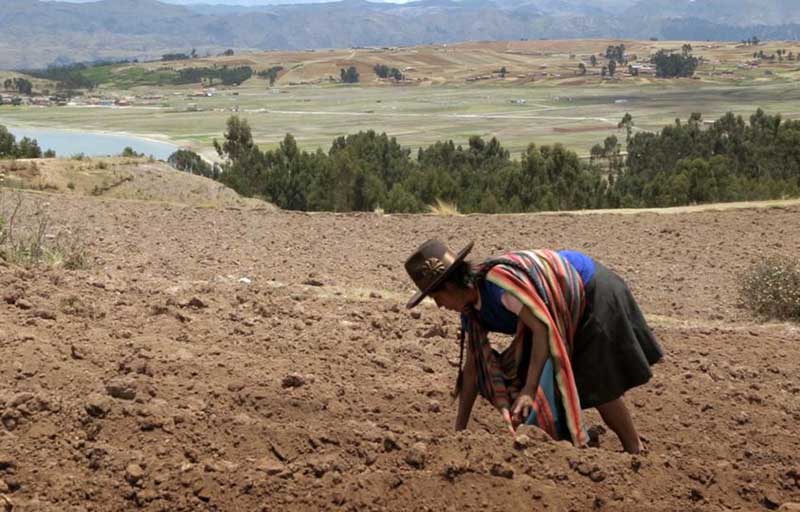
[
  {"left": 454, "top": 342, "right": 478, "bottom": 431},
  {"left": 511, "top": 306, "right": 550, "bottom": 422}
]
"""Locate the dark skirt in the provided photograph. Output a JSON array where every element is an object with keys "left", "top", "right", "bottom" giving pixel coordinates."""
[{"left": 571, "top": 262, "right": 663, "bottom": 409}]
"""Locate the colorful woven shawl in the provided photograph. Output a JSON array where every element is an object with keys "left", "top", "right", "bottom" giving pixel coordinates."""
[{"left": 459, "top": 250, "right": 587, "bottom": 446}]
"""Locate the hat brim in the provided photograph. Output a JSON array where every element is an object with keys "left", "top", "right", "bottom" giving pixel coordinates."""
[{"left": 405, "top": 241, "right": 474, "bottom": 309}]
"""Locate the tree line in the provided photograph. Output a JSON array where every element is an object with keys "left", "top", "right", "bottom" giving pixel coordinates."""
[
  {"left": 174, "top": 66, "right": 253, "bottom": 86},
  {"left": 0, "top": 125, "right": 55, "bottom": 159},
  {"left": 610, "top": 109, "right": 800, "bottom": 207},
  {"left": 200, "top": 109, "right": 800, "bottom": 213},
  {"left": 3, "top": 78, "right": 33, "bottom": 95},
  {"left": 257, "top": 66, "right": 284, "bottom": 86},
  {"left": 651, "top": 45, "right": 698, "bottom": 78},
  {"left": 26, "top": 63, "right": 96, "bottom": 91},
  {"left": 373, "top": 64, "right": 403, "bottom": 81}
]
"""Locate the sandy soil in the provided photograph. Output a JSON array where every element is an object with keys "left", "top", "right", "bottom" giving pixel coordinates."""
[{"left": 1, "top": 187, "right": 800, "bottom": 512}]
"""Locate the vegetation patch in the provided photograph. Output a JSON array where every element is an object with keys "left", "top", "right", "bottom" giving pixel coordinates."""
[
  {"left": 0, "top": 192, "right": 89, "bottom": 269},
  {"left": 740, "top": 256, "right": 800, "bottom": 322},
  {"left": 210, "top": 108, "right": 800, "bottom": 214}
]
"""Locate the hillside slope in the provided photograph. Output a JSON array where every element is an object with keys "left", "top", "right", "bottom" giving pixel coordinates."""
[
  {"left": 0, "top": 157, "right": 272, "bottom": 209},
  {"left": 3, "top": 0, "right": 800, "bottom": 68}
]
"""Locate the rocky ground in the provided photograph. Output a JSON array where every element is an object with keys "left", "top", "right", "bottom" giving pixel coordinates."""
[{"left": 1, "top": 188, "right": 800, "bottom": 511}]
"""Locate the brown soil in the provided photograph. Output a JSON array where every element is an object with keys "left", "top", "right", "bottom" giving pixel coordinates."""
[
  {"left": 552, "top": 125, "right": 611, "bottom": 133},
  {"left": 1, "top": 187, "right": 800, "bottom": 512}
]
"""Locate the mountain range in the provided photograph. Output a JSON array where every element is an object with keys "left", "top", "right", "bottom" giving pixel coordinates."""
[{"left": 3, "top": 0, "right": 799, "bottom": 69}]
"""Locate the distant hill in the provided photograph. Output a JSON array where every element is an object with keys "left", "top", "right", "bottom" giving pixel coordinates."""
[{"left": 3, "top": 0, "right": 800, "bottom": 69}]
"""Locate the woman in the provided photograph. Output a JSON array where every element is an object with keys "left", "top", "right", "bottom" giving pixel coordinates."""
[{"left": 404, "top": 239, "right": 662, "bottom": 453}]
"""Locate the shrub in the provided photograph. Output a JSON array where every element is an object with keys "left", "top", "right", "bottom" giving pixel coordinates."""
[{"left": 740, "top": 256, "right": 800, "bottom": 321}]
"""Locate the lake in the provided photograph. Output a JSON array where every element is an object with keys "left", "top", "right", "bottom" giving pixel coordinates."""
[{"left": 4, "top": 126, "right": 179, "bottom": 160}]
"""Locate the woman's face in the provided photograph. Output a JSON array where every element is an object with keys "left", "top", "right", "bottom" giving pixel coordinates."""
[{"left": 429, "top": 282, "right": 475, "bottom": 313}]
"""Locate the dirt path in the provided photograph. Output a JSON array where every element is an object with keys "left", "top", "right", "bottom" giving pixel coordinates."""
[{"left": 1, "top": 190, "right": 799, "bottom": 511}]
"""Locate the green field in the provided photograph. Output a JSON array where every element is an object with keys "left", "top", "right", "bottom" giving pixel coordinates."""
[{"left": 2, "top": 39, "right": 800, "bottom": 160}]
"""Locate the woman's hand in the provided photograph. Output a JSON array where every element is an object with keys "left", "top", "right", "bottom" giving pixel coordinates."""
[{"left": 511, "top": 389, "right": 536, "bottom": 426}]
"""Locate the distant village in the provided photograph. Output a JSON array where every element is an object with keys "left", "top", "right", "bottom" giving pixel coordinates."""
[{"left": 0, "top": 87, "right": 224, "bottom": 110}]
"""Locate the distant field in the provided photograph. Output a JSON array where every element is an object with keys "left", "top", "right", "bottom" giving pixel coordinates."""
[{"left": 2, "top": 39, "right": 800, "bottom": 159}]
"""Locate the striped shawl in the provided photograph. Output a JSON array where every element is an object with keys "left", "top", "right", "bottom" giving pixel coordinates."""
[{"left": 459, "top": 249, "right": 587, "bottom": 446}]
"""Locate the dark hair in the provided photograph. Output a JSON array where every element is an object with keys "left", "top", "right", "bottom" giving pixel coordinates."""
[{"left": 440, "top": 260, "right": 474, "bottom": 290}]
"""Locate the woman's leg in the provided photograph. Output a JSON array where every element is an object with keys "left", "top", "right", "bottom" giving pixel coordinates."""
[{"left": 596, "top": 396, "right": 643, "bottom": 454}]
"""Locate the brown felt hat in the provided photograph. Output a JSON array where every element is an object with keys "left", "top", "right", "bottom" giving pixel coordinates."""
[{"left": 404, "top": 239, "right": 474, "bottom": 309}]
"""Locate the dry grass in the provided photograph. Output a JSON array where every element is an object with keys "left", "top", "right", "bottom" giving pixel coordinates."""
[
  {"left": 1, "top": 157, "right": 273, "bottom": 209},
  {"left": 428, "top": 198, "right": 460, "bottom": 216},
  {"left": 0, "top": 191, "right": 89, "bottom": 269}
]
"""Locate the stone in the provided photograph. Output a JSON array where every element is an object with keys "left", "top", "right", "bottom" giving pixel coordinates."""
[
  {"left": 513, "top": 434, "right": 532, "bottom": 450},
  {"left": 515, "top": 424, "right": 552, "bottom": 443},
  {"left": 778, "top": 504, "right": 800, "bottom": 512},
  {"left": 589, "top": 469, "right": 606, "bottom": 482},
  {"left": 84, "top": 393, "right": 113, "bottom": 418},
  {"left": 256, "top": 457, "right": 284, "bottom": 476},
  {"left": 441, "top": 459, "right": 470, "bottom": 481},
  {"left": 383, "top": 432, "right": 400, "bottom": 452},
  {"left": 125, "top": 463, "right": 145, "bottom": 485},
  {"left": 3, "top": 476, "right": 19, "bottom": 492},
  {"left": 8, "top": 393, "right": 34, "bottom": 408},
  {"left": 106, "top": 379, "right": 137, "bottom": 400},
  {"left": 405, "top": 442, "right": 426, "bottom": 469},
  {"left": 387, "top": 473, "right": 403, "bottom": 489},
  {"left": 490, "top": 463, "right": 515, "bottom": 479},
  {"left": 0, "top": 456, "right": 15, "bottom": 472},
  {"left": 181, "top": 297, "right": 207, "bottom": 309},
  {"left": 15, "top": 299, "right": 32, "bottom": 310},
  {"left": 575, "top": 462, "right": 594, "bottom": 476},
  {"left": 70, "top": 345, "right": 84, "bottom": 360},
  {"left": 31, "top": 309, "right": 56, "bottom": 320},
  {"left": 281, "top": 373, "right": 306, "bottom": 389},
  {"left": 761, "top": 492, "right": 782, "bottom": 510}
]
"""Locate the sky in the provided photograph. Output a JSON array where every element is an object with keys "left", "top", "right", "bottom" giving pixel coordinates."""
[{"left": 46, "top": 0, "right": 415, "bottom": 4}]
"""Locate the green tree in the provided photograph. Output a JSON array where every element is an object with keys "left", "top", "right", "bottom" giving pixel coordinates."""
[
  {"left": 214, "top": 116, "right": 255, "bottom": 162},
  {"left": 608, "top": 60, "right": 617, "bottom": 77},
  {"left": 0, "top": 126, "right": 17, "bottom": 157},
  {"left": 121, "top": 146, "right": 143, "bottom": 157},
  {"left": 618, "top": 112, "right": 634, "bottom": 142},
  {"left": 651, "top": 49, "right": 698, "bottom": 78},
  {"left": 605, "top": 44, "right": 626, "bottom": 64},
  {"left": 168, "top": 149, "right": 215, "bottom": 178},
  {"left": 340, "top": 66, "right": 359, "bottom": 84},
  {"left": 16, "top": 137, "right": 42, "bottom": 158}
]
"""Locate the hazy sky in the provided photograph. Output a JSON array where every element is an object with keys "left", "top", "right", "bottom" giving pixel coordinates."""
[{"left": 49, "top": 0, "right": 414, "bottom": 4}]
